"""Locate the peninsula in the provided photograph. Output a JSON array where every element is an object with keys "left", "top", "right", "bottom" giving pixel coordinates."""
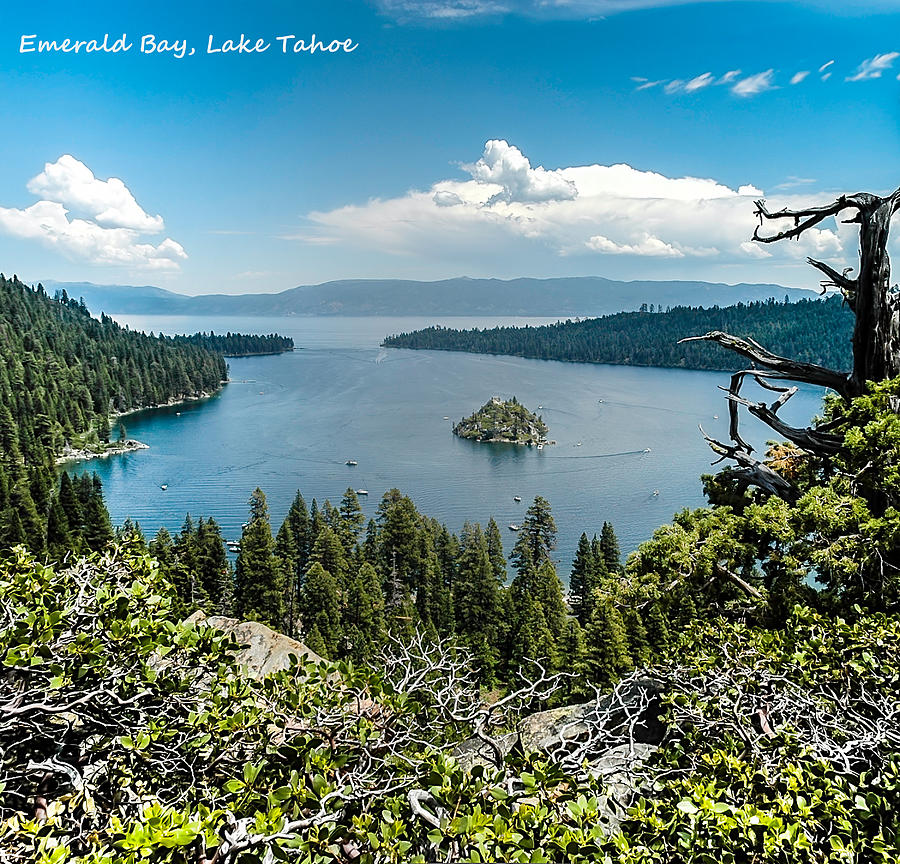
[{"left": 453, "top": 396, "right": 551, "bottom": 446}]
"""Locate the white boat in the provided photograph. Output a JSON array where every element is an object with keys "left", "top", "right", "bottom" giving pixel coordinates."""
[
  {"left": 346, "top": 460, "right": 358, "bottom": 466},
  {"left": 713, "top": 414, "right": 719, "bottom": 419},
  {"left": 643, "top": 448, "right": 651, "bottom": 453},
  {"left": 652, "top": 489, "right": 660, "bottom": 496},
  {"left": 513, "top": 496, "right": 521, "bottom": 502},
  {"left": 508, "top": 524, "right": 520, "bottom": 531},
  {"left": 537, "top": 405, "right": 543, "bottom": 409},
  {"left": 175, "top": 411, "right": 181, "bottom": 416},
  {"left": 357, "top": 489, "right": 369, "bottom": 495},
  {"left": 537, "top": 443, "right": 544, "bottom": 450},
  {"left": 576, "top": 442, "right": 582, "bottom": 447},
  {"left": 443, "top": 416, "right": 449, "bottom": 420},
  {"left": 160, "top": 484, "right": 168, "bottom": 490}
]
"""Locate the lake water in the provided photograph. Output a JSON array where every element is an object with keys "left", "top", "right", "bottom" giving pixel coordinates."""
[{"left": 72, "top": 315, "right": 825, "bottom": 576}]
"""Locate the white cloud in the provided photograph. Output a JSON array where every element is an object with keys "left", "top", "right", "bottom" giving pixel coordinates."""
[
  {"left": 732, "top": 69, "right": 777, "bottom": 97},
  {"left": 847, "top": 51, "right": 899, "bottom": 80},
  {"left": 718, "top": 69, "right": 741, "bottom": 84},
  {"left": 586, "top": 233, "right": 684, "bottom": 257},
  {"left": 463, "top": 140, "right": 577, "bottom": 203},
  {"left": 301, "top": 140, "right": 844, "bottom": 282},
  {"left": 818, "top": 59, "right": 834, "bottom": 73},
  {"left": 433, "top": 189, "right": 464, "bottom": 206},
  {"left": 26, "top": 155, "right": 164, "bottom": 232},
  {"left": 790, "top": 70, "right": 810, "bottom": 84},
  {"left": 740, "top": 240, "right": 772, "bottom": 259},
  {"left": 0, "top": 156, "right": 186, "bottom": 270},
  {"left": 684, "top": 72, "right": 715, "bottom": 92}
]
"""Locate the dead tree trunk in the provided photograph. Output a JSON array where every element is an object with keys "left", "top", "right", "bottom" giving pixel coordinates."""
[{"left": 680, "top": 187, "right": 900, "bottom": 498}]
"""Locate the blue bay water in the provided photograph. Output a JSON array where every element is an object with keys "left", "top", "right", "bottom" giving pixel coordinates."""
[{"left": 73, "top": 315, "right": 825, "bottom": 575}]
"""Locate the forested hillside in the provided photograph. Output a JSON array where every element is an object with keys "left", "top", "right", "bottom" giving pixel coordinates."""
[
  {"left": 173, "top": 331, "right": 294, "bottom": 356},
  {"left": 384, "top": 294, "right": 853, "bottom": 372},
  {"left": 0, "top": 274, "right": 286, "bottom": 553}
]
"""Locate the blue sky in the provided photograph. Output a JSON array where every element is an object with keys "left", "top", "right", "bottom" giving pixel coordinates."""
[{"left": 1, "top": 0, "right": 900, "bottom": 294}]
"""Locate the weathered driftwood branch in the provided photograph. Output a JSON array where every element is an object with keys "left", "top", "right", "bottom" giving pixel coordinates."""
[
  {"left": 700, "top": 426, "right": 798, "bottom": 502},
  {"left": 806, "top": 257, "right": 857, "bottom": 296},
  {"left": 678, "top": 332, "right": 851, "bottom": 397},
  {"left": 682, "top": 186, "right": 900, "bottom": 493},
  {"left": 754, "top": 188, "right": 900, "bottom": 392}
]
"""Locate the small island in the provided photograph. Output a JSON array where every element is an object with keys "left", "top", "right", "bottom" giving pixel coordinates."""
[{"left": 453, "top": 396, "right": 552, "bottom": 446}]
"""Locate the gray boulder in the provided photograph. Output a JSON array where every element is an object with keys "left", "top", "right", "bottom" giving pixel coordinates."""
[{"left": 185, "top": 611, "right": 325, "bottom": 680}]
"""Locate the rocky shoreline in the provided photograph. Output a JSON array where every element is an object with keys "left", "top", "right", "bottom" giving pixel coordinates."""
[
  {"left": 55, "top": 439, "right": 150, "bottom": 466},
  {"left": 112, "top": 388, "right": 221, "bottom": 420},
  {"left": 453, "top": 396, "right": 552, "bottom": 446},
  {"left": 55, "top": 388, "right": 222, "bottom": 466}
]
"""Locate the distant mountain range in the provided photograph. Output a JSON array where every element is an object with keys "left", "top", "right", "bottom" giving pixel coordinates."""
[{"left": 42, "top": 276, "right": 810, "bottom": 318}]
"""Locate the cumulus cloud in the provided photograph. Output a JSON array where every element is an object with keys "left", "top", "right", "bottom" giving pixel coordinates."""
[
  {"left": 790, "top": 70, "right": 810, "bottom": 84},
  {"left": 433, "top": 189, "right": 465, "bottom": 207},
  {"left": 463, "top": 140, "right": 577, "bottom": 204},
  {"left": 0, "top": 156, "right": 186, "bottom": 270},
  {"left": 847, "top": 51, "right": 899, "bottom": 80},
  {"left": 26, "top": 155, "right": 164, "bottom": 232},
  {"left": 586, "top": 233, "right": 684, "bottom": 257},
  {"left": 301, "top": 140, "right": 844, "bottom": 281},
  {"left": 732, "top": 69, "right": 777, "bottom": 96}
]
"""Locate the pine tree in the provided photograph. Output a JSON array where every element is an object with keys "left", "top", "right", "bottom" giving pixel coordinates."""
[
  {"left": 197, "top": 517, "right": 230, "bottom": 614},
  {"left": 559, "top": 618, "right": 588, "bottom": 698},
  {"left": 532, "top": 559, "right": 568, "bottom": 642},
  {"left": 377, "top": 490, "right": 423, "bottom": 587},
  {"left": 485, "top": 517, "right": 507, "bottom": 585},
  {"left": 285, "top": 490, "right": 311, "bottom": 573},
  {"left": 46, "top": 495, "right": 71, "bottom": 557},
  {"left": 150, "top": 526, "right": 175, "bottom": 568},
  {"left": 337, "top": 488, "right": 366, "bottom": 553},
  {"left": 81, "top": 476, "right": 113, "bottom": 552},
  {"left": 643, "top": 601, "right": 670, "bottom": 658},
  {"left": 623, "top": 606, "right": 650, "bottom": 667},
  {"left": 58, "top": 472, "right": 83, "bottom": 542},
  {"left": 416, "top": 535, "right": 453, "bottom": 637},
  {"left": 309, "top": 525, "right": 349, "bottom": 587},
  {"left": 362, "top": 519, "right": 378, "bottom": 565},
  {"left": 510, "top": 496, "right": 557, "bottom": 575},
  {"left": 275, "top": 519, "right": 300, "bottom": 635},
  {"left": 300, "top": 561, "right": 342, "bottom": 658},
  {"left": 600, "top": 521, "right": 622, "bottom": 574},
  {"left": 584, "top": 594, "right": 632, "bottom": 687},
  {"left": 234, "top": 488, "right": 285, "bottom": 628},
  {"left": 454, "top": 522, "right": 502, "bottom": 681},
  {"left": 505, "top": 586, "right": 556, "bottom": 676},
  {"left": 10, "top": 482, "right": 44, "bottom": 554},
  {"left": 343, "top": 561, "right": 386, "bottom": 662},
  {"left": 569, "top": 532, "right": 595, "bottom": 624}
]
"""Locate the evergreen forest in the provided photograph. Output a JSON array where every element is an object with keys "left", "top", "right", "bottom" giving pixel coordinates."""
[
  {"left": 384, "top": 294, "right": 853, "bottom": 372},
  {"left": 4, "top": 214, "right": 900, "bottom": 862}
]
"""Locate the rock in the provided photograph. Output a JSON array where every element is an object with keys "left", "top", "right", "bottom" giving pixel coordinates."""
[
  {"left": 452, "top": 732, "right": 518, "bottom": 771},
  {"left": 185, "top": 611, "right": 325, "bottom": 680},
  {"left": 518, "top": 703, "right": 592, "bottom": 754},
  {"left": 589, "top": 742, "right": 658, "bottom": 832},
  {"left": 517, "top": 676, "right": 666, "bottom": 757}
]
